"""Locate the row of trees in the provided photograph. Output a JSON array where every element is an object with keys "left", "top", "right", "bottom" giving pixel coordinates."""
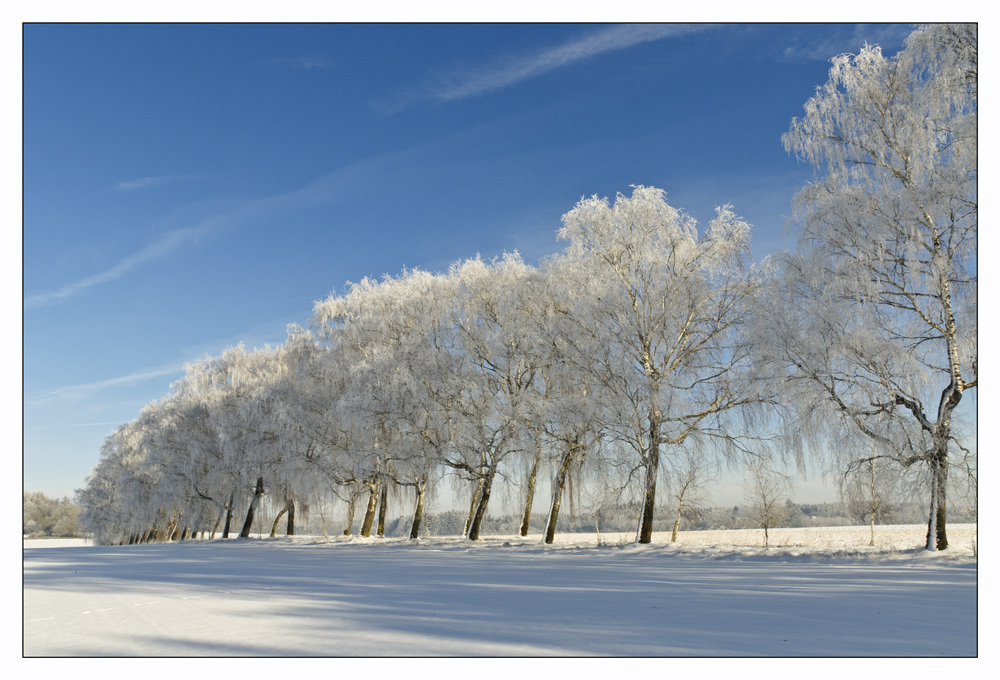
[
  {"left": 76, "top": 24, "right": 976, "bottom": 551},
  {"left": 78, "top": 187, "right": 764, "bottom": 547}
]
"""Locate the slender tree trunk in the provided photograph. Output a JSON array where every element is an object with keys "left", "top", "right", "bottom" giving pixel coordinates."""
[
  {"left": 270, "top": 507, "right": 289, "bottom": 538},
  {"left": 566, "top": 465, "right": 580, "bottom": 529},
  {"left": 239, "top": 477, "right": 265, "bottom": 538},
  {"left": 360, "top": 480, "right": 380, "bottom": 538},
  {"left": 286, "top": 499, "right": 295, "bottom": 536},
  {"left": 671, "top": 501, "right": 683, "bottom": 543},
  {"left": 926, "top": 451, "right": 949, "bottom": 550},
  {"left": 869, "top": 461, "right": 878, "bottom": 547},
  {"left": 377, "top": 482, "right": 388, "bottom": 537},
  {"left": 637, "top": 414, "right": 661, "bottom": 544},
  {"left": 927, "top": 245, "right": 965, "bottom": 551},
  {"left": 409, "top": 477, "right": 427, "bottom": 540},
  {"left": 467, "top": 468, "right": 496, "bottom": 541},
  {"left": 544, "top": 447, "right": 575, "bottom": 544},
  {"left": 343, "top": 492, "right": 358, "bottom": 536},
  {"left": 222, "top": 490, "right": 235, "bottom": 539},
  {"left": 519, "top": 441, "right": 542, "bottom": 537},
  {"left": 464, "top": 477, "right": 485, "bottom": 537}
]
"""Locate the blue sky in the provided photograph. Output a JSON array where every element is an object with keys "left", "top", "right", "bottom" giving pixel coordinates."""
[{"left": 22, "top": 23, "right": 918, "bottom": 504}]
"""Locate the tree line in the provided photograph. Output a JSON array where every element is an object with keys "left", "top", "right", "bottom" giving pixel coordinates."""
[
  {"left": 76, "top": 24, "right": 976, "bottom": 551},
  {"left": 24, "top": 492, "right": 81, "bottom": 538}
]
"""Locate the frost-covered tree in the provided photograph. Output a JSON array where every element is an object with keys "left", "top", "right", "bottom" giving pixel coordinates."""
[
  {"left": 310, "top": 289, "right": 385, "bottom": 537},
  {"left": 77, "top": 446, "right": 125, "bottom": 545},
  {"left": 311, "top": 270, "right": 454, "bottom": 538},
  {"left": 192, "top": 344, "right": 292, "bottom": 538},
  {"left": 557, "top": 186, "right": 766, "bottom": 543},
  {"left": 743, "top": 454, "right": 791, "bottom": 551},
  {"left": 147, "top": 388, "right": 233, "bottom": 538},
  {"left": 368, "top": 270, "right": 457, "bottom": 539},
  {"left": 841, "top": 449, "right": 908, "bottom": 546},
  {"left": 281, "top": 324, "right": 375, "bottom": 536},
  {"left": 442, "top": 254, "right": 540, "bottom": 541},
  {"left": 528, "top": 254, "right": 605, "bottom": 543},
  {"left": 168, "top": 363, "right": 255, "bottom": 538},
  {"left": 666, "top": 448, "right": 714, "bottom": 543},
  {"left": 771, "top": 23, "right": 977, "bottom": 550},
  {"left": 111, "top": 405, "right": 196, "bottom": 543},
  {"left": 282, "top": 327, "right": 350, "bottom": 506},
  {"left": 78, "top": 419, "right": 161, "bottom": 545}
]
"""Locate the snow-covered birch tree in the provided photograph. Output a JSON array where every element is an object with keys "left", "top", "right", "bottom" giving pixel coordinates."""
[
  {"left": 311, "top": 270, "right": 457, "bottom": 539},
  {"left": 196, "top": 344, "right": 292, "bottom": 538},
  {"left": 372, "top": 270, "right": 457, "bottom": 539},
  {"left": 743, "top": 453, "right": 791, "bottom": 551},
  {"left": 531, "top": 254, "right": 605, "bottom": 543},
  {"left": 772, "top": 23, "right": 977, "bottom": 550},
  {"left": 558, "top": 185, "right": 765, "bottom": 544},
  {"left": 666, "top": 447, "right": 714, "bottom": 543},
  {"left": 443, "top": 254, "right": 539, "bottom": 541},
  {"left": 282, "top": 324, "right": 360, "bottom": 525}
]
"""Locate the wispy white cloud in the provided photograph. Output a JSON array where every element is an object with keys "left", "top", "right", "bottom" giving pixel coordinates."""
[
  {"left": 25, "top": 131, "right": 481, "bottom": 310},
  {"left": 114, "top": 174, "right": 215, "bottom": 191},
  {"left": 28, "top": 27, "right": 697, "bottom": 309},
  {"left": 377, "top": 24, "right": 708, "bottom": 114},
  {"left": 27, "top": 182, "right": 346, "bottom": 310},
  {"left": 780, "top": 24, "right": 913, "bottom": 62},
  {"left": 25, "top": 312, "right": 304, "bottom": 409},
  {"left": 24, "top": 223, "right": 210, "bottom": 309},
  {"left": 25, "top": 366, "right": 183, "bottom": 408}
]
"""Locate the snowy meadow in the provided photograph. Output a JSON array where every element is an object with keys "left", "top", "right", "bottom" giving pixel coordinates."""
[{"left": 24, "top": 524, "right": 977, "bottom": 657}]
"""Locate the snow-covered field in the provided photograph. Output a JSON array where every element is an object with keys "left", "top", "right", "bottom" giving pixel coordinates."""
[{"left": 23, "top": 524, "right": 977, "bottom": 657}]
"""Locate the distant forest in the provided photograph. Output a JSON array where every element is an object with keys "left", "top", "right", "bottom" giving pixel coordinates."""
[
  {"left": 23, "top": 492, "right": 80, "bottom": 538},
  {"left": 194, "top": 499, "right": 977, "bottom": 540}
]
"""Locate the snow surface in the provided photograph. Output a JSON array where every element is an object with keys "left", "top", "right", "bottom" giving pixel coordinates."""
[{"left": 23, "top": 525, "right": 977, "bottom": 658}]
